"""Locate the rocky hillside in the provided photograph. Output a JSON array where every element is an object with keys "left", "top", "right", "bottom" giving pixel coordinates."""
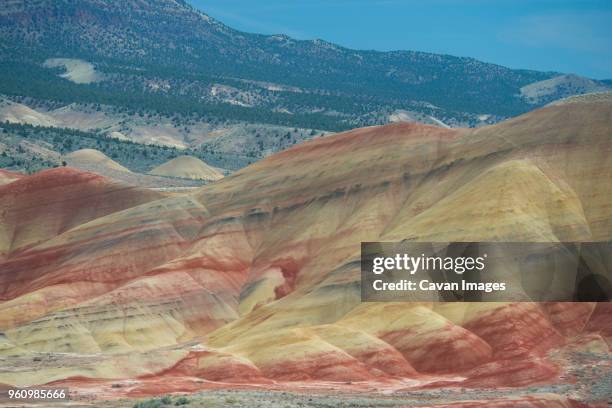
[{"left": 1, "top": 0, "right": 610, "bottom": 133}]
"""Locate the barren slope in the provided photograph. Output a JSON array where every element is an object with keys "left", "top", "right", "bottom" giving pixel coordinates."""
[
  {"left": 66, "top": 149, "right": 131, "bottom": 173},
  {"left": 0, "top": 169, "right": 23, "bottom": 186},
  {"left": 149, "top": 155, "right": 224, "bottom": 181},
  {"left": 0, "top": 95, "right": 610, "bottom": 405}
]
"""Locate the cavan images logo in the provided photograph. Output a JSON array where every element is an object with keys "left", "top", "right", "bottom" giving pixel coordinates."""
[{"left": 361, "top": 242, "right": 612, "bottom": 302}]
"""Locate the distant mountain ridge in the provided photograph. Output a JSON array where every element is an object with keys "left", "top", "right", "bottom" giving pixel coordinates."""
[{"left": 0, "top": 0, "right": 610, "bottom": 130}]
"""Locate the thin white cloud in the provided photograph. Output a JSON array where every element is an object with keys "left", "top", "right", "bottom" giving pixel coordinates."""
[{"left": 499, "top": 11, "right": 612, "bottom": 54}]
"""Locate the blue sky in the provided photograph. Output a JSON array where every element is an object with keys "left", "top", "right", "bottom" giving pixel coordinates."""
[{"left": 188, "top": 0, "right": 612, "bottom": 79}]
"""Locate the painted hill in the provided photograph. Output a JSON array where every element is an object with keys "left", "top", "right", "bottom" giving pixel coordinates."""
[
  {"left": 149, "top": 155, "right": 224, "bottom": 181},
  {"left": 65, "top": 148, "right": 131, "bottom": 173},
  {"left": 0, "top": 95, "right": 610, "bottom": 405},
  {"left": 0, "top": 100, "right": 60, "bottom": 127},
  {"left": 0, "top": 169, "right": 23, "bottom": 186},
  {"left": 0, "top": 167, "right": 162, "bottom": 259}
]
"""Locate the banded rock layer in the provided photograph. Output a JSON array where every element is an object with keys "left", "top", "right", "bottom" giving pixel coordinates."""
[{"left": 0, "top": 95, "right": 610, "bottom": 403}]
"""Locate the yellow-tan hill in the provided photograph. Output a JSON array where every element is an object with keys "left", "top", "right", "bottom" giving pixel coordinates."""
[
  {"left": 149, "top": 155, "right": 224, "bottom": 181},
  {"left": 65, "top": 149, "right": 131, "bottom": 173}
]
